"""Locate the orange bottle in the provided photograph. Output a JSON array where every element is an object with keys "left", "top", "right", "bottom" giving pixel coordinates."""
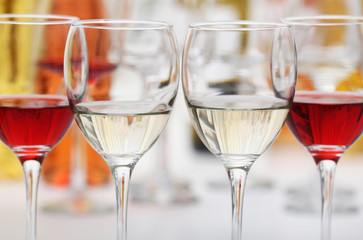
[{"left": 41, "top": 0, "right": 112, "bottom": 186}]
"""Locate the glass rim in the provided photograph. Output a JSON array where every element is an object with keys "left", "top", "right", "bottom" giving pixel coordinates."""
[
  {"left": 72, "top": 19, "right": 173, "bottom": 30},
  {"left": 282, "top": 15, "right": 363, "bottom": 26},
  {"left": 0, "top": 13, "right": 78, "bottom": 25},
  {"left": 189, "top": 21, "right": 290, "bottom": 31}
]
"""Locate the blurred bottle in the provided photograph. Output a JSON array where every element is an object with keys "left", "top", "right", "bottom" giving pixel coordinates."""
[
  {"left": 41, "top": 0, "right": 112, "bottom": 186},
  {"left": 217, "top": 0, "right": 250, "bottom": 19},
  {"left": 287, "top": 0, "right": 361, "bottom": 16},
  {"left": 0, "top": 0, "right": 48, "bottom": 180}
]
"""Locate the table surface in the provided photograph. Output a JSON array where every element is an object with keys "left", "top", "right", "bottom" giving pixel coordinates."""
[{"left": 1, "top": 142, "right": 363, "bottom": 240}]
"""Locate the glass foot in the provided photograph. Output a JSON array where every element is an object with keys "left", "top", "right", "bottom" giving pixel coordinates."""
[
  {"left": 285, "top": 187, "right": 358, "bottom": 213},
  {"left": 130, "top": 180, "right": 197, "bottom": 204},
  {"left": 42, "top": 193, "right": 113, "bottom": 214}
]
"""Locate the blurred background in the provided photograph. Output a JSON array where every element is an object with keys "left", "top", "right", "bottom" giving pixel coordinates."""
[{"left": 2, "top": 0, "right": 363, "bottom": 239}]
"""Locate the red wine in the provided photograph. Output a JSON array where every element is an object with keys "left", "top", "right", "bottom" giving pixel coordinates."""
[
  {"left": 286, "top": 92, "right": 363, "bottom": 163},
  {"left": 0, "top": 95, "right": 73, "bottom": 164},
  {"left": 38, "top": 58, "right": 117, "bottom": 85}
]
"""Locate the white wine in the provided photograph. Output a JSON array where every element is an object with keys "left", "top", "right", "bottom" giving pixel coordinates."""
[
  {"left": 188, "top": 95, "right": 289, "bottom": 167},
  {"left": 74, "top": 101, "right": 171, "bottom": 166}
]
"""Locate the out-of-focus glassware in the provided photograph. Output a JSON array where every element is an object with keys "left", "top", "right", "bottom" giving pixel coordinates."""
[
  {"left": 42, "top": 0, "right": 111, "bottom": 187},
  {"left": 41, "top": 0, "right": 125, "bottom": 213},
  {"left": 115, "top": 0, "right": 207, "bottom": 204}
]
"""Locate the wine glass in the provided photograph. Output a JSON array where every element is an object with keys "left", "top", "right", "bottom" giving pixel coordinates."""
[
  {"left": 0, "top": 14, "right": 77, "bottom": 240},
  {"left": 182, "top": 21, "right": 296, "bottom": 240},
  {"left": 64, "top": 20, "right": 179, "bottom": 240},
  {"left": 282, "top": 15, "right": 363, "bottom": 240}
]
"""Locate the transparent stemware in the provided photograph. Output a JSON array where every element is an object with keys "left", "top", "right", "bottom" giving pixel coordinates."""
[
  {"left": 0, "top": 14, "right": 77, "bottom": 240},
  {"left": 64, "top": 20, "right": 179, "bottom": 240},
  {"left": 182, "top": 21, "right": 296, "bottom": 240},
  {"left": 282, "top": 15, "right": 363, "bottom": 240}
]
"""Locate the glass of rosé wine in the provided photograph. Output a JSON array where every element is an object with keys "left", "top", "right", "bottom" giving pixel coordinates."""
[
  {"left": 282, "top": 15, "right": 363, "bottom": 240},
  {"left": 64, "top": 20, "right": 179, "bottom": 240},
  {"left": 0, "top": 14, "right": 77, "bottom": 240},
  {"left": 182, "top": 21, "right": 296, "bottom": 240}
]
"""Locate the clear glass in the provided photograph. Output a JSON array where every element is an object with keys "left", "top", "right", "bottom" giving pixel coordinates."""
[
  {"left": 282, "top": 15, "right": 363, "bottom": 240},
  {"left": 182, "top": 21, "right": 297, "bottom": 240},
  {"left": 64, "top": 19, "right": 179, "bottom": 240},
  {"left": 0, "top": 14, "right": 77, "bottom": 240}
]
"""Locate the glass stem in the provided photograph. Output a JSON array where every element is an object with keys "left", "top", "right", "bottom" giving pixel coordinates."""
[
  {"left": 318, "top": 160, "right": 337, "bottom": 240},
  {"left": 69, "top": 128, "right": 87, "bottom": 196},
  {"left": 23, "top": 160, "right": 41, "bottom": 240},
  {"left": 227, "top": 168, "right": 249, "bottom": 240},
  {"left": 111, "top": 166, "right": 133, "bottom": 240}
]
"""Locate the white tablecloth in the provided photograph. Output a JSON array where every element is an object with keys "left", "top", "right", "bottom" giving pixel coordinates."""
[{"left": 1, "top": 144, "right": 363, "bottom": 240}]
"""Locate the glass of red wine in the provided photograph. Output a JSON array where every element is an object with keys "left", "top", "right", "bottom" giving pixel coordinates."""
[
  {"left": 64, "top": 20, "right": 179, "bottom": 240},
  {"left": 282, "top": 15, "right": 363, "bottom": 240},
  {"left": 0, "top": 14, "right": 77, "bottom": 240}
]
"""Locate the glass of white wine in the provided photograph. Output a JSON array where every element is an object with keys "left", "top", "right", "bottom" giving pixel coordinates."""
[
  {"left": 182, "top": 21, "right": 296, "bottom": 240},
  {"left": 64, "top": 20, "right": 179, "bottom": 240}
]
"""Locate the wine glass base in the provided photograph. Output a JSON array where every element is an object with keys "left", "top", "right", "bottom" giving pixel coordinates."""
[
  {"left": 42, "top": 194, "right": 113, "bottom": 214},
  {"left": 130, "top": 181, "right": 197, "bottom": 204},
  {"left": 208, "top": 177, "right": 274, "bottom": 190},
  {"left": 285, "top": 187, "right": 358, "bottom": 213}
]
